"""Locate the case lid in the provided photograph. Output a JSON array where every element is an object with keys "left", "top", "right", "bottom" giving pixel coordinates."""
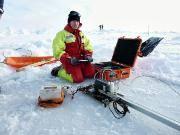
[{"left": 111, "top": 37, "right": 142, "bottom": 67}]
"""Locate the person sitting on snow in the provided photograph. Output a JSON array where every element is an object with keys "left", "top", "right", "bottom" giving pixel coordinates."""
[
  {"left": 51, "top": 11, "right": 95, "bottom": 83},
  {"left": 0, "top": 0, "right": 4, "bottom": 19}
]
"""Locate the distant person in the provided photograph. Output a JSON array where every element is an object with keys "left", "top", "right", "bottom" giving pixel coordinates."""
[
  {"left": 51, "top": 11, "right": 95, "bottom": 83},
  {"left": 99, "top": 24, "right": 104, "bottom": 30},
  {"left": 0, "top": 0, "right": 4, "bottom": 19},
  {"left": 99, "top": 25, "right": 102, "bottom": 30},
  {"left": 101, "top": 24, "right": 104, "bottom": 30}
]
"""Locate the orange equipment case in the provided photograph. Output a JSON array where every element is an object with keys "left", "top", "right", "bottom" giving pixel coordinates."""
[{"left": 94, "top": 37, "right": 142, "bottom": 81}]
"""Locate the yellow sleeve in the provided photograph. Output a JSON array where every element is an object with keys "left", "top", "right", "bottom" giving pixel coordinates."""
[
  {"left": 52, "top": 31, "right": 66, "bottom": 59},
  {"left": 83, "top": 34, "right": 93, "bottom": 53}
]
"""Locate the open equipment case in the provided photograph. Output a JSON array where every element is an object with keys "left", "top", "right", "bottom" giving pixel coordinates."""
[{"left": 94, "top": 37, "right": 142, "bottom": 81}]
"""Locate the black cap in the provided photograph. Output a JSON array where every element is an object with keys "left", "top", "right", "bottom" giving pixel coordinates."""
[{"left": 68, "top": 11, "right": 81, "bottom": 23}]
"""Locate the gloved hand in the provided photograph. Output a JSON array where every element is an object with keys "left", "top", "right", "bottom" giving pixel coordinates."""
[
  {"left": 85, "top": 56, "right": 93, "bottom": 62},
  {"left": 70, "top": 57, "right": 79, "bottom": 65}
]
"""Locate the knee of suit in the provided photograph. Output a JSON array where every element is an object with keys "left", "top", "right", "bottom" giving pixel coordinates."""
[
  {"left": 73, "top": 75, "right": 84, "bottom": 83},
  {"left": 58, "top": 66, "right": 84, "bottom": 83},
  {"left": 60, "top": 63, "right": 95, "bottom": 83},
  {"left": 83, "top": 69, "right": 95, "bottom": 78},
  {"left": 83, "top": 63, "right": 95, "bottom": 78},
  {"left": 58, "top": 68, "right": 73, "bottom": 83},
  {"left": 70, "top": 67, "right": 84, "bottom": 83}
]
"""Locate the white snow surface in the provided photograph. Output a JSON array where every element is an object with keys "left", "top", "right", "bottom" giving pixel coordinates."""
[{"left": 0, "top": 1, "right": 180, "bottom": 135}]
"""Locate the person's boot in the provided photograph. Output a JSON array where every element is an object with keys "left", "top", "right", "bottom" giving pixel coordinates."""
[{"left": 51, "top": 65, "right": 62, "bottom": 77}]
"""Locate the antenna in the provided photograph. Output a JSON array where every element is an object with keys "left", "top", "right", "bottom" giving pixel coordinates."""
[{"left": 148, "top": 24, "right": 150, "bottom": 36}]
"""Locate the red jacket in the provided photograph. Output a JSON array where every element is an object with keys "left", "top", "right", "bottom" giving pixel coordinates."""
[{"left": 52, "top": 24, "right": 93, "bottom": 65}]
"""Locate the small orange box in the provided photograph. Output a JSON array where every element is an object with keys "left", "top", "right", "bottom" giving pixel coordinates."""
[{"left": 94, "top": 37, "right": 142, "bottom": 81}]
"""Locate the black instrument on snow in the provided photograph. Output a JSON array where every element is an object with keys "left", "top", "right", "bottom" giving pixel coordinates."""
[
  {"left": 69, "top": 79, "right": 180, "bottom": 131},
  {"left": 139, "top": 37, "right": 163, "bottom": 57}
]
